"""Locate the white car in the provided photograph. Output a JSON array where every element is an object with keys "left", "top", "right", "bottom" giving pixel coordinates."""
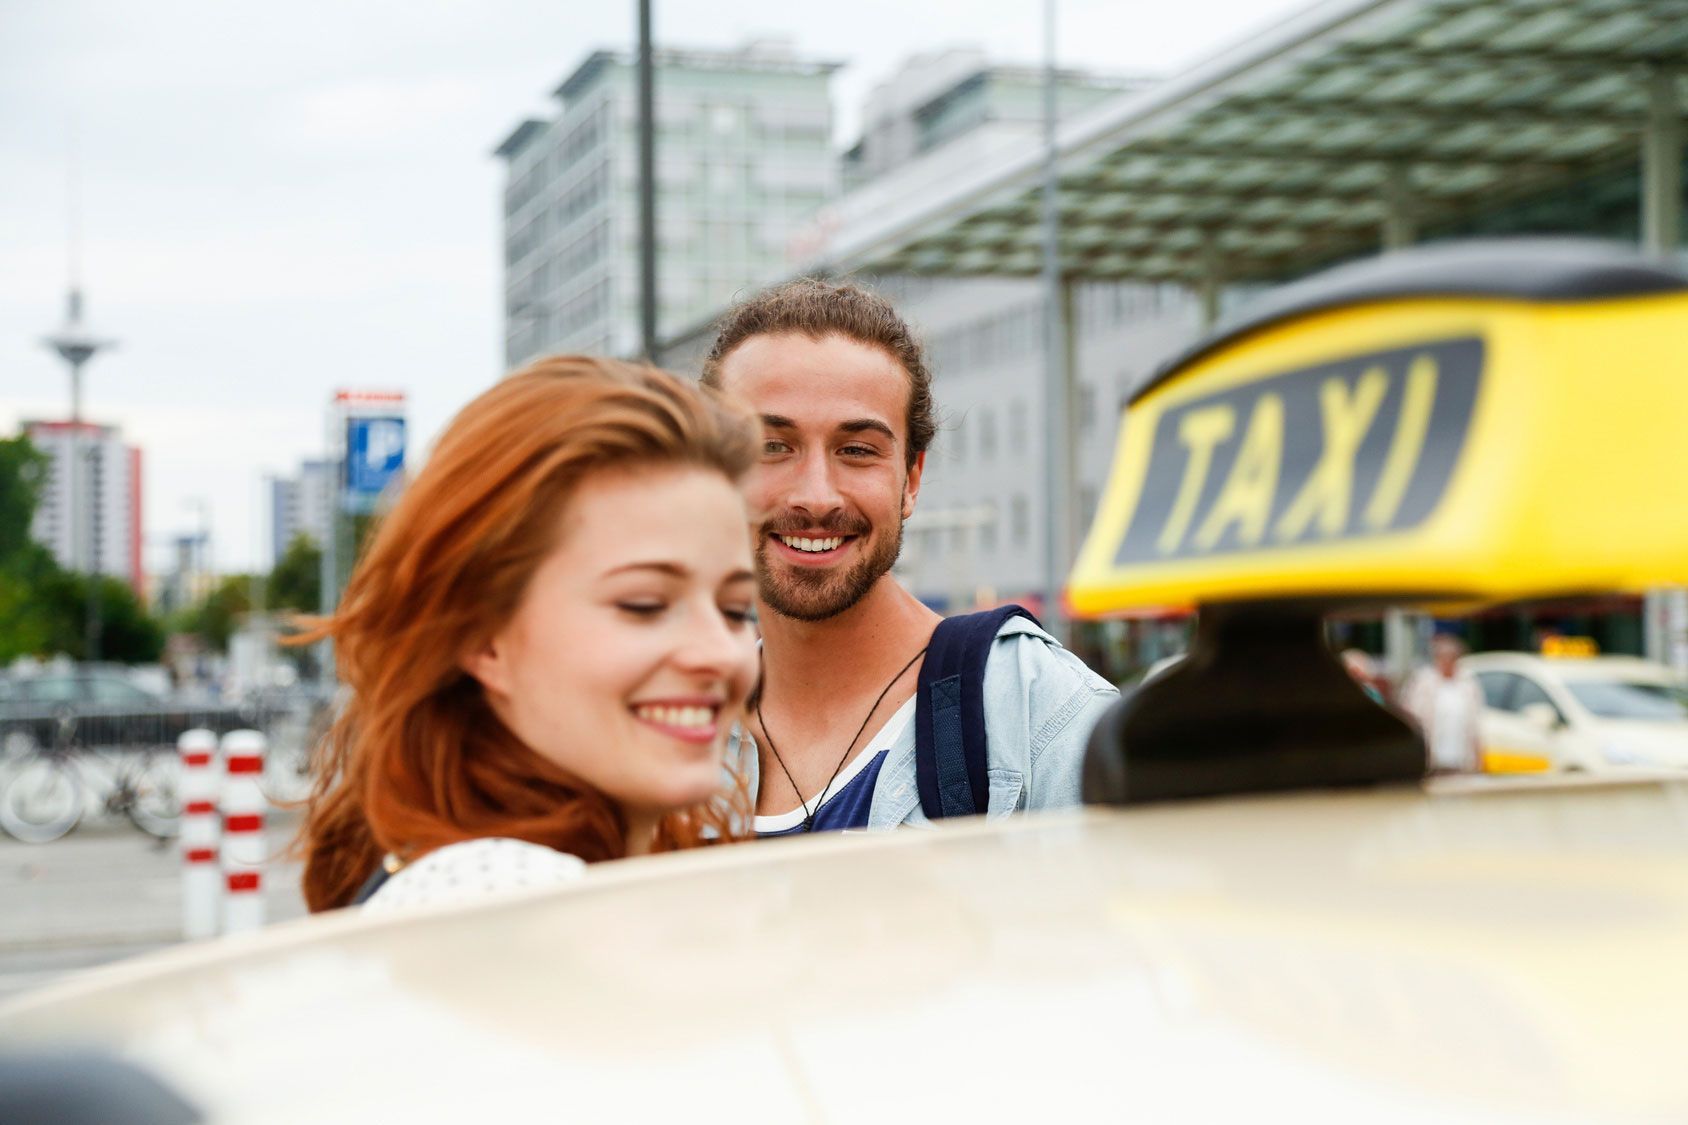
[{"left": 1461, "top": 652, "right": 1688, "bottom": 773}]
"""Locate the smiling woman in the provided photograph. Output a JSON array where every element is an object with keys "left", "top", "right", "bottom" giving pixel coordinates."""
[{"left": 292, "top": 356, "right": 761, "bottom": 913}]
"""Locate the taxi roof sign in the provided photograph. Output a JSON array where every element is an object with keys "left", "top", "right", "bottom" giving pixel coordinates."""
[
  {"left": 1068, "top": 240, "right": 1688, "bottom": 618},
  {"left": 1542, "top": 635, "right": 1601, "bottom": 659}
]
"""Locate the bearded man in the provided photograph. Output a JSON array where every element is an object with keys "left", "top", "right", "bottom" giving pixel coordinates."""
[{"left": 702, "top": 279, "right": 1117, "bottom": 835}]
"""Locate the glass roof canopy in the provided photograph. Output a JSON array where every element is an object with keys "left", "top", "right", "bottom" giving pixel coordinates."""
[{"left": 815, "top": 0, "right": 1688, "bottom": 285}]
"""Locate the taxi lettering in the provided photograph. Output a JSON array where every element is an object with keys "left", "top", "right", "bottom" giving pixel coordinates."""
[{"left": 1116, "top": 338, "right": 1482, "bottom": 565}]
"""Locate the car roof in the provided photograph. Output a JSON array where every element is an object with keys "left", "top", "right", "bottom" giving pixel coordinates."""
[
  {"left": 1461, "top": 652, "right": 1674, "bottom": 681},
  {"left": 5, "top": 777, "right": 1688, "bottom": 1122}
]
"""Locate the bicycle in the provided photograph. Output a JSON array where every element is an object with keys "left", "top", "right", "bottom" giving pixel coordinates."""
[{"left": 0, "top": 718, "right": 181, "bottom": 844}]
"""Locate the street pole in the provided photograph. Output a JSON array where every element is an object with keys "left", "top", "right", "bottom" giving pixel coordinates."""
[
  {"left": 637, "top": 0, "right": 659, "bottom": 361},
  {"left": 1039, "top": 0, "right": 1070, "bottom": 644}
]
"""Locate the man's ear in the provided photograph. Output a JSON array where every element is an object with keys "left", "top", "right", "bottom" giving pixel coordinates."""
[
  {"left": 902, "top": 450, "right": 925, "bottom": 520},
  {"left": 460, "top": 635, "right": 511, "bottom": 699}
]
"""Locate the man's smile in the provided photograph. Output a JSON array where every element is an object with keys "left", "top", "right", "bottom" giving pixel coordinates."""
[{"left": 769, "top": 532, "right": 856, "bottom": 564}]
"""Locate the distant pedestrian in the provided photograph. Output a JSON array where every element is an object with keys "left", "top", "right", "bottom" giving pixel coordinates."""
[
  {"left": 295, "top": 357, "right": 761, "bottom": 913},
  {"left": 1402, "top": 633, "right": 1484, "bottom": 774}
]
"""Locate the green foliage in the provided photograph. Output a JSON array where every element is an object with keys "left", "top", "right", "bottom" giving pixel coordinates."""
[
  {"left": 0, "top": 541, "right": 62, "bottom": 661},
  {"left": 0, "top": 436, "right": 48, "bottom": 563},
  {"left": 0, "top": 432, "right": 163, "bottom": 664},
  {"left": 178, "top": 574, "right": 261, "bottom": 653},
  {"left": 268, "top": 533, "right": 321, "bottom": 611}
]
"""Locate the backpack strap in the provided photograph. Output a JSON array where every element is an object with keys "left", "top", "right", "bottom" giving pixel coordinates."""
[
  {"left": 349, "top": 860, "right": 392, "bottom": 906},
  {"left": 914, "top": 605, "right": 1037, "bottom": 820}
]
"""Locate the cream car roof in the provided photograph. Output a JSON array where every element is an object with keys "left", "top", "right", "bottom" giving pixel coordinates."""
[
  {"left": 5, "top": 776, "right": 1688, "bottom": 1123},
  {"left": 1461, "top": 653, "right": 1676, "bottom": 682}
]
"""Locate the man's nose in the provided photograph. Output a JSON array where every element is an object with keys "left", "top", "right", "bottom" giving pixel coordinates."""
[{"left": 785, "top": 448, "right": 844, "bottom": 519}]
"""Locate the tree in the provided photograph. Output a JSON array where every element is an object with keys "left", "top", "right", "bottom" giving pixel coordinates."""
[
  {"left": 0, "top": 435, "right": 164, "bottom": 663},
  {"left": 268, "top": 533, "right": 322, "bottom": 612},
  {"left": 43, "top": 574, "right": 166, "bottom": 663},
  {"left": 0, "top": 435, "right": 48, "bottom": 564},
  {"left": 178, "top": 574, "right": 260, "bottom": 653}
]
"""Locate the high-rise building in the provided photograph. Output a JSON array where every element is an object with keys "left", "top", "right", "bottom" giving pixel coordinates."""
[
  {"left": 842, "top": 49, "right": 1141, "bottom": 191},
  {"left": 268, "top": 459, "right": 335, "bottom": 566},
  {"left": 23, "top": 420, "right": 143, "bottom": 591},
  {"left": 494, "top": 40, "right": 840, "bottom": 367}
]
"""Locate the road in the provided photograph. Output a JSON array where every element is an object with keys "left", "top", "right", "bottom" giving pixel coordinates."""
[{"left": 0, "top": 812, "right": 307, "bottom": 1002}]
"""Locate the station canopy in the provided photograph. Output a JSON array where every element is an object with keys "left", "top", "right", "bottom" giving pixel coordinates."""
[{"left": 817, "top": 0, "right": 1688, "bottom": 285}]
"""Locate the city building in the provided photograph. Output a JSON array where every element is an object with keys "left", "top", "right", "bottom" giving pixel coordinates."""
[
  {"left": 22, "top": 420, "right": 143, "bottom": 591},
  {"left": 842, "top": 49, "right": 1140, "bottom": 191},
  {"left": 495, "top": 40, "right": 840, "bottom": 368},
  {"left": 151, "top": 531, "right": 214, "bottom": 617},
  {"left": 268, "top": 459, "right": 335, "bottom": 566}
]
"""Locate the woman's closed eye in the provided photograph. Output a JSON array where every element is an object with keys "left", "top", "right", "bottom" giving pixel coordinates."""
[
  {"left": 615, "top": 600, "right": 667, "bottom": 618},
  {"left": 720, "top": 603, "right": 756, "bottom": 626}
]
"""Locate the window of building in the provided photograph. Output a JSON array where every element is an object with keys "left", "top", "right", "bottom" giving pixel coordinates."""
[
  {"left": 980, "top": 409, "right": 997, "bottom": 461},
  {"left": 1009, "top": 399, "right": 1026, "bottom": 455},
  {"left": 1011, "top": 494, "right": 1029, "bottom": 546}
]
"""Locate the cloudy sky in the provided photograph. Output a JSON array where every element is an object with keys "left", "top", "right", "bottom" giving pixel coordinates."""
[{"left": 0, "top": 0, "right": 1310, "bottom": 574}]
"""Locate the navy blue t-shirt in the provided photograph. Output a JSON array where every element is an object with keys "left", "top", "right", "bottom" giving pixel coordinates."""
[{"left": 753, "top": 697, "right": 914, "bottom": 838}]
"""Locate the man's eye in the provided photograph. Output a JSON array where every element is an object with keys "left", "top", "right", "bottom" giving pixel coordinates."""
[
  {"left": 840, "top": 444, "right": 878, "bottom": 458},
  {"left": 762, "top": 440, "right": 791, "bottom": 456}
]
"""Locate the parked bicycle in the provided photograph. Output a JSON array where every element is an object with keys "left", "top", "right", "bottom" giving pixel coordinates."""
[{"left": 0, "top": 734, "right": 180, "bottom": 844}]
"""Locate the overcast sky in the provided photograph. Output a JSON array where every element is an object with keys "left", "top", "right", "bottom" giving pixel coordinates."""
[{"left": 0, "top": 0, "right": 1311, "bottom": 574}]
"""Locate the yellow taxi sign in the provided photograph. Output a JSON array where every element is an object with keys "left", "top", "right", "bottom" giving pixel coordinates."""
[
  {"left": 1069, "top": 241, "right": 1688, "bottom": 618},
  {"left": 1541, "top": 635, "right": 1600, "bottom": 658}
]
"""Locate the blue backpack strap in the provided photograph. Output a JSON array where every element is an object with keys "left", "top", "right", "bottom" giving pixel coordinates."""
[
  {"left": 349, "top": 861, "right": 391, "bottom": 906},
  {"left": 915, "top": 604, "right": 1037, "bottom": 820}
]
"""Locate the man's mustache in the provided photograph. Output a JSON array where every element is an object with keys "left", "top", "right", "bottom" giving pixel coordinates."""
[{"left": 759, "top": 512, "right": 871, "bottom": 538}]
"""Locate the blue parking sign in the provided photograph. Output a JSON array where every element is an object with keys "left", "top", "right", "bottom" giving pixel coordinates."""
[{"left": 345, "top": 417, "right": 406, "bottom": 511}]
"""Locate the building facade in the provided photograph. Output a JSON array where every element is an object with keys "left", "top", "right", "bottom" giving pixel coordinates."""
[
  {"left": 495, "top": 41, "right": 839, "bottom": 367},
  {"left": 23, "top": 420, "right": 143, "bottom": 591},
  {"left": 268, "top": 458, "right": 335, "bottom": 566},
  {"left": 842, "top": 49, "right": 1140, "bottom": 191}
]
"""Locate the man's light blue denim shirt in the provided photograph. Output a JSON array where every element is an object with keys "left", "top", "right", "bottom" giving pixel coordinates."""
[{"left": 735, "top": 616, "right": 1118, "bottom": 829}]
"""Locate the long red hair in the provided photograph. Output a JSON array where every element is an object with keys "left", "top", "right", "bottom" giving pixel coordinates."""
[{"left": 297, "top": 356, "right": 758, "bottom": 911}]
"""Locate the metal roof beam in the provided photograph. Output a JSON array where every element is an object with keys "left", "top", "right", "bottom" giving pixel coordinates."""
[
  {"left": 1316, "top": 44, "right": 1688, "bottom": 72},
  {"left": 1086, "top": 148, "right": 1577, "bottom": 174},
  {"left": 1208, "top": 99, "right": 1665, "bottom": 129}
]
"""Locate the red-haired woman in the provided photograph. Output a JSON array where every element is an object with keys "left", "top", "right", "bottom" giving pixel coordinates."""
[{"left": 298, "top": 356, "right": 761, "bottom": 913}]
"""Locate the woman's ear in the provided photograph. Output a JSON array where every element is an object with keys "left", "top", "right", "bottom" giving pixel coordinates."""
[{"left": 460, "top": 636, "right": 511, "bottom": 698}]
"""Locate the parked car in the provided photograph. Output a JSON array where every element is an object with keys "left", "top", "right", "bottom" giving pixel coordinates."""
[
  {"left": 1462, "top": 652, "right": 1688, "bottom": 773},
  {"left": 0, "top": 669, "right": 267, "bottom": 755}
]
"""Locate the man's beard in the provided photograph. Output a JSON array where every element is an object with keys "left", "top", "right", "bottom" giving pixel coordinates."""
[{"left": 756, "top": 512, "right": 903, "bottom": 623}]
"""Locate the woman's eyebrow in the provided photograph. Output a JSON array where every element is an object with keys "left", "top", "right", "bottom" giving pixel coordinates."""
[{"left": 602, "top": 560, "right": 689, "bottom": 579}]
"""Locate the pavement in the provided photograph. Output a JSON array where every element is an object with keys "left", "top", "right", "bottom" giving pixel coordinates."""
[{"left": 0, "top": 810, "right": 307, "bottom": 1002}]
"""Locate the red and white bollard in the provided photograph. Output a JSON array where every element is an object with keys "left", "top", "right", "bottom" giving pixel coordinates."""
[
  {"left": 178, "top": 728, "right": 220, "bottom": 941},
  {"left": 220, "top": 730, "right": 267, "bottom": 934}
]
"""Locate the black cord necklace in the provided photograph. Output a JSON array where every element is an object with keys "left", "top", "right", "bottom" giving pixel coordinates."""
[{"left": 756, "top": 645, "right": 928, "bottom": 834}]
